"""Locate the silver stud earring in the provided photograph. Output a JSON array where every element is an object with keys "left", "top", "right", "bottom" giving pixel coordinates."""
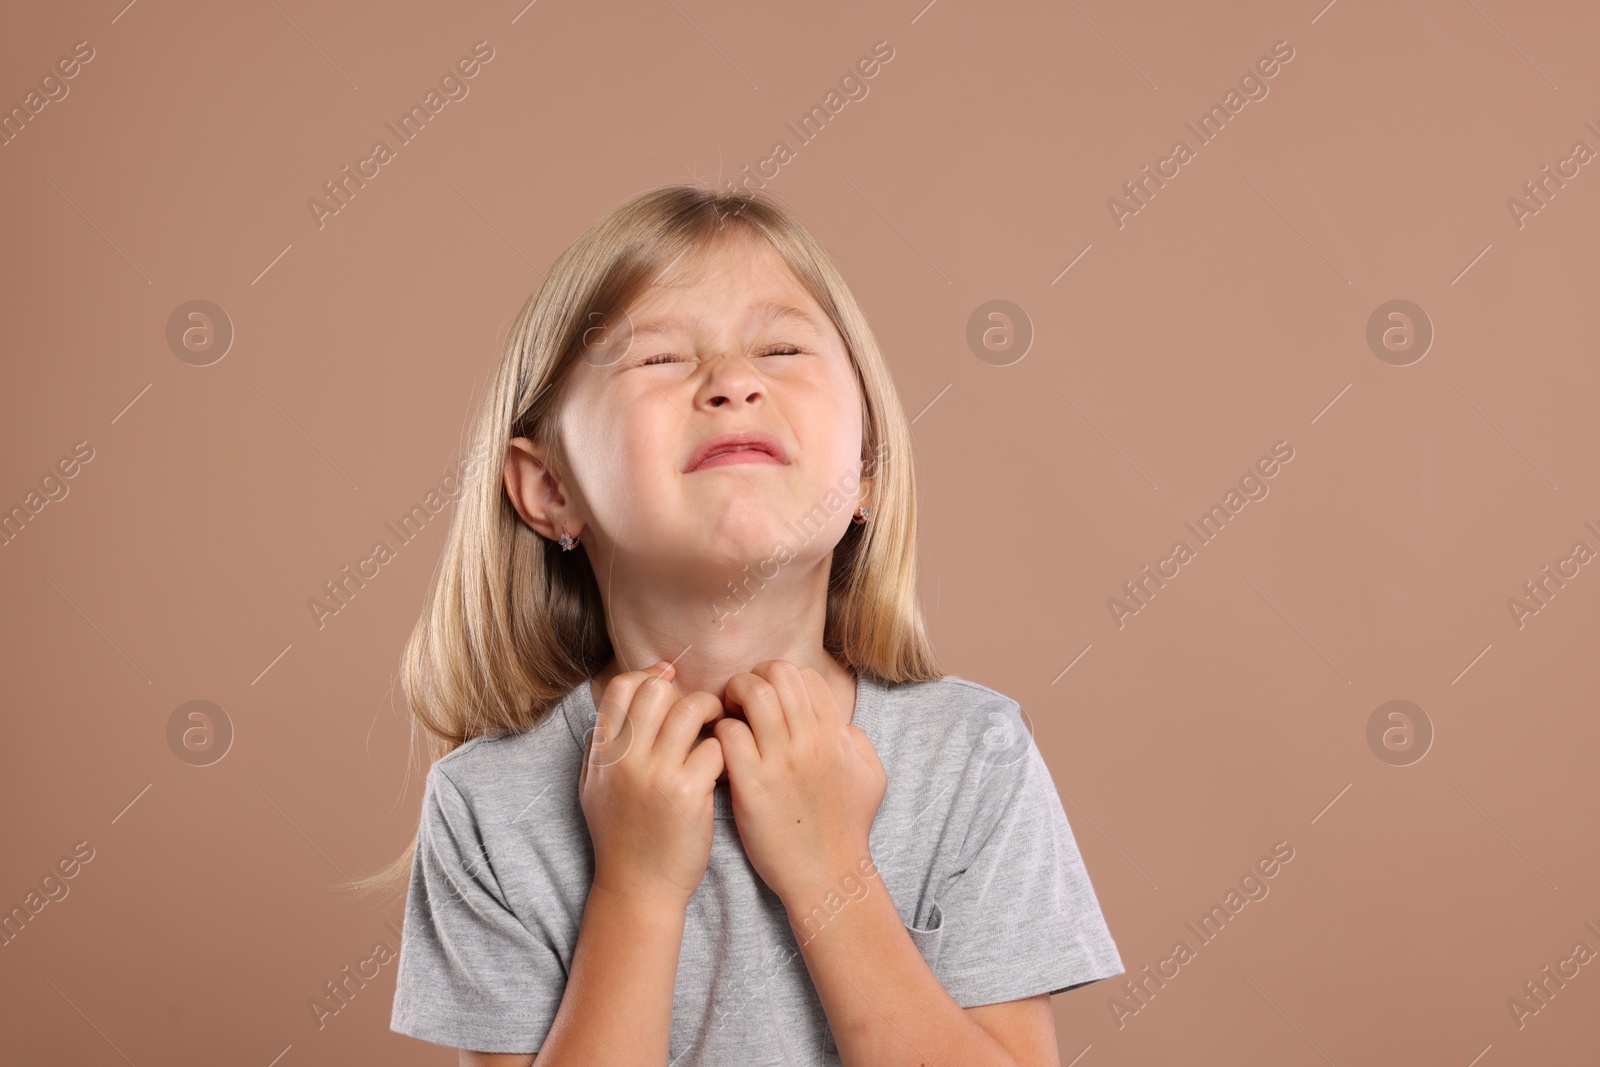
[{"left": 852, "top": 503, "right": 871, "bottom": 525}]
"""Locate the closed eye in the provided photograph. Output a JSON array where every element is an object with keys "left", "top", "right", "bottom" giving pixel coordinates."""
[{"left": 639, "top": 345, "right": 801, "bottom": 367}]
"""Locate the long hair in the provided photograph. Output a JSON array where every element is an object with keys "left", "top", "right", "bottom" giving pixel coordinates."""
[{"left": 354, "top": 182, "right": 942, "bottom": 898}]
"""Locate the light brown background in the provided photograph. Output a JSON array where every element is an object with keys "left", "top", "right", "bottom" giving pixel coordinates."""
[{"left": 3, "top": 0, "right": 1598, "bottom": 1063}]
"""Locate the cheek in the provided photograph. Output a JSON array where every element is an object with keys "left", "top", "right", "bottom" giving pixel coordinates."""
[
  {"left": 805, "top": 409, "right": 865, "bottom": 484},
  {"left": 792, "top": 371, "right": 863, "bottom": 463},
  {"left": 570, "top": 392, "right": 677, "bottom": 503},
  {"left": 590, "top": 448, "right": 672, "bottom": 525}
]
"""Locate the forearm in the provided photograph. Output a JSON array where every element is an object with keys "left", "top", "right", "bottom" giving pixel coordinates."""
[
  {"left": 536, "top": 883, "right": 685, "bottom": 1067},
  {"left": 784, "top": 857, "right": 1019, "bottom": 1067}
]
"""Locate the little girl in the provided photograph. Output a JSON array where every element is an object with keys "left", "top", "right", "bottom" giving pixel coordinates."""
[{"left": 376, "top": 184, "right": 1124, "bottom": 1065}]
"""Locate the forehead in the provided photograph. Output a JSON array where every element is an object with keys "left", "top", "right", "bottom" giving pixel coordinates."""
[
  {"left": 624, "top": 236, "right": 830, "bottom": 339},
  {"left": 628, "top": 299, "right": 826, "bottom": 342}
]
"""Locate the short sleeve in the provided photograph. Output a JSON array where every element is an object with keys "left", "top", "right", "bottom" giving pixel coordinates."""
[
  {"left": 390, "top": 763, "right": 567, "bottom": 1052},
  {"left": 930, "top": 704, "right": 1125, "bottom": 1007}
]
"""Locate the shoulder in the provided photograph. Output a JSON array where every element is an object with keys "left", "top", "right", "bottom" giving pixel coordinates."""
[
  {"left": 864, "top": 675, "right": 1044, "bottom": 876},
  {"left": 425, "top": 710, "right": 579, "bottom": 819},
  {"left": 872, "top": 673, "right": 1028, "bottom": 767},
  {"left": 878, "top": 673, "right": 1021, "bottom": 724},
  {"left": 902, "top": 674, "right": 1017, "bottom": 704}
]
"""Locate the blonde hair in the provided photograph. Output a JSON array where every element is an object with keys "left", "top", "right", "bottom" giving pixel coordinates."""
[{"left": 355, "top": 182, "right": 942, "bottom": 898}]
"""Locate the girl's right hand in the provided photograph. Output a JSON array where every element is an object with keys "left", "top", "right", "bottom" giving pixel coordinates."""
[{"left": 578, "top": 662, "right": 727, "bottom": 910}]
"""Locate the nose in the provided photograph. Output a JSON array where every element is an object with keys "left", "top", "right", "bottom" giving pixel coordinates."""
[{"left": 697, "top": 352, "right": 765, "bottom": 409}]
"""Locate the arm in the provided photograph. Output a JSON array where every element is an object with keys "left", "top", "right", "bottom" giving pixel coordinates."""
[
  {"left": 462, "top": 1051, "right": 534, "bottom": 1065},
  {"left": 967, "top": 996, "right": 1062, "bottom": 1067},
  {"left": 781, "top": 859, "right": 1039, "bottom": 1067},
  {"left": 459, "top": 883, "right": 687, "bottom": 1067}
]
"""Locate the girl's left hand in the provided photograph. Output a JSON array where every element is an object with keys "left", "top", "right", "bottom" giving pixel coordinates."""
[{"left": 713, "top": 660, "right": 887, "bottom": 909}]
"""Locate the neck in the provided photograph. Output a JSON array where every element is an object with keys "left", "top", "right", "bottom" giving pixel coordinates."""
[{"left": 586, "top": 549, "right": 852, "bottom": 707}]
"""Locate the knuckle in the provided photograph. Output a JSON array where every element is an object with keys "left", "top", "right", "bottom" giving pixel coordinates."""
[
  {"left": 649, "top": 768, "right": 688, "bottom": 802},
  {"left": 598, "top": 677, "right": 628, "bottom": 707},
  {"left": 665, "top": 696, "right": 699, "bottom": 721},
  {"left": 668, "top": 775, "right": 699, "bottom": 805},
  {"left": 755, "top": 658, "right": 794, "bottom": 683}
]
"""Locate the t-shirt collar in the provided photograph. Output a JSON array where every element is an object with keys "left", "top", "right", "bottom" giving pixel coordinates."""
[
  {"left": 563, "top": 668, "right": 886, "bottom": 748},
  {"left": 561, "top": 669, "right": 887, "bottom": 820}
]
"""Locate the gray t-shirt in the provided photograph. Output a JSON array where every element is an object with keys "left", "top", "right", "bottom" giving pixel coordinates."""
[{"left": 390, "top": 671, "right": 1124, "bottom": 1061}]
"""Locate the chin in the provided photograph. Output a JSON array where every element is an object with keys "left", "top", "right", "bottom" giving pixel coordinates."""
[{"left": 700, "top": 519, "right": 791, "bottom": 562}]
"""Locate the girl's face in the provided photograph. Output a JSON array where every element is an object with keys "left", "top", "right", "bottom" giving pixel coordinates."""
[{"left": 555, "top": 232, "right": 871, "bottom": 580}]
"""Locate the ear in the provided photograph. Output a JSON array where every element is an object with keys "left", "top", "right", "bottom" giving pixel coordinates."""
[
  {"left": 504, "top": 437, "right": 577, "bottom": 542},
  {"left": 857, "top": 437, "right": 887, "bottom": 513},
  {"left": 853, "top": 469, "right": 875, "bottom": 520}
]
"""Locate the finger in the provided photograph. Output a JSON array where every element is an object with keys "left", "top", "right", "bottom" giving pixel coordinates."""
[
  {"left": 713, "top": 717, "right": 759, "bottom": 777},
  {"left": 724, "top": 672, "right": 785, "bottom": 754},
  {"left": 849, "top": 724, "right": 879, "bottom": 765},
  {"left": 595, "top": 661, "right": 673, "bottom": 737},
  {"left": 654, "top": 691, "right": 725, "bottom": 761},
  {"left": 578, "top": 730, "right": 588, "bottom": 792},
  {"left": 684, "top": 734, "right": 725, "bottom": 786},
  {"left": 798, "top": 665, "right": 840, "bottom": 731},
  {"left": 755, "top": 659, "right": 816, "bottom": 746},
  {"left": 796, "top": 662, "right": 844, "bottom": 729},
  {"left": 593, "top": 662, "right": 678, "bottom": 767}
]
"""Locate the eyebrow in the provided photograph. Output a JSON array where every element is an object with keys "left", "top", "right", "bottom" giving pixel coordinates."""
[{"left": 629, "top": 300, "right": 825, "bottom": 340}]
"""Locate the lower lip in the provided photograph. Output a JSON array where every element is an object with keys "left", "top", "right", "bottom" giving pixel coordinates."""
[{"left": 689, "top": 449, "right": 783, "bottom": 471}]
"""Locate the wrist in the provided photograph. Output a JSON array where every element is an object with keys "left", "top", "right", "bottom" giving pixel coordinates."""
[
  {"left": 778, "top": 846, "right": 881, "bottom": 917},
  {"left": 588, "top": 876, "right": 692, "bottom": 923}
]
